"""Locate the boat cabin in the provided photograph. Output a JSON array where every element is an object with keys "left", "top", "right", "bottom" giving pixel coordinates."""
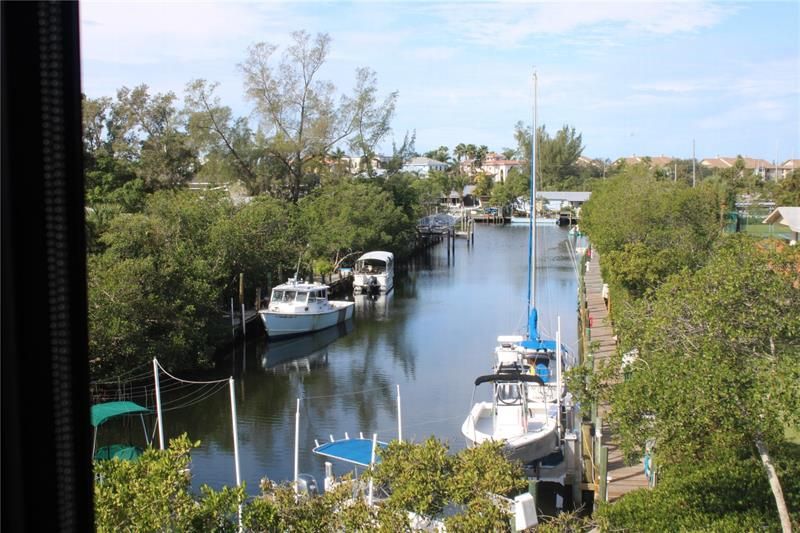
[
  {"left": 271, "top": 286, "right": 328, "bottom": 305},
  {"left": 354, "top": 251, "right": 393, "bottom": 275}
]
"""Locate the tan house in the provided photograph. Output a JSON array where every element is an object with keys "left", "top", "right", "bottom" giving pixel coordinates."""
[
  {"left": 778, "top": 159, "right": 800, "bottom": 180},
  {"left": 700, "top": 156, "right": 774, "bottom": 179},
  {"left": 619, "top": 155, "right": 675, "bottom": 168},
  {"left": 480, "top": 153, "right": 524, "bottom": 183}
]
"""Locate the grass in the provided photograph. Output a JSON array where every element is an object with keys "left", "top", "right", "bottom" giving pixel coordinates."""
[
  {"left": 786, "top": 425, "right": 800, "bottom": 445},
  {"left": 741, "top": 224, "right": 792, "bottom": 239}
]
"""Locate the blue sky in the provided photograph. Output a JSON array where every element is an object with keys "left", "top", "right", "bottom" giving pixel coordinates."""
[{"left": 81, "top": 1, "right": 799, "bottom": 162}]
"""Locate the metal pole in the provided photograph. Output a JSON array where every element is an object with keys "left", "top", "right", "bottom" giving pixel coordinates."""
[
  {"left": 294, "top": 398, "right": 300, "bottom": 495},
  {"left": 396, "top": 385, "right": 403, "bottom": 442},
  {"left": 153, "top": 358, "right": 165, "bottom": 450},
  {"left": 368, "top": 433, "right": 377, "bottom": 505},
  {"left": 229, "top": 378, "right": 242, "bottom": 532},
  {"left": 556, "top": 317, "right": 562, "bottom": 441},
  {"left": 692, "top": 139, "right": 696, "bottom": 187},
  {"left": 229, "top": 378, "right": 242, "bottom": 487}
]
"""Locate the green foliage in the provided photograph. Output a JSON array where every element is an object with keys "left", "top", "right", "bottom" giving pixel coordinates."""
[
  {"left": 774, "top": 169, "right": 800, "bottom": 206},
  {"left": 369, "top": 438, "right": 525, "bottom": 530},
  {"left": 596, "top": 451, "right": 800, "bottom": 532},
  {"left": 299, "top": 180, "right": 415, "bottom": 264},
  {"left": 611, "top": 236, "right": 800, "bottom": 464},
  {"left": 581, "top": 173, "right": 721, "bottom": 296},
  {"left": 88, "top": 190, "right": 233, "bottom": 377},
  {"left": 250, "top": 477, "right": 407, "bottom": 532},
  {"left": 372, "top": 437, "right": 453, "bottom": 516},
  {"left": 208, "top": 195, "right": 303, "bottom": 296},
  {"left": 449, "top": 441, "right": 528, "bottom": 503},
  {"left": 472, "top": 172, "right": 494, "bottom": 197},
  {"left": 423, "top": 145, "right": 450, "bottom": 164},
  {"left": 443, "top": 495, "right": 512, "bottom": 533},
  {"left": 514, "top": 122, "right": 585, "bottom": 190},
  {"left": 94, "top": 435, "right": 245, "bottom": 532}
]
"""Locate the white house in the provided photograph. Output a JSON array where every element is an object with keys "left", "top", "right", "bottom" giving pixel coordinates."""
[
  {"left": 481, "top": 154, "right": 524, "bottom": 183},
  {"left": 402, "top": 156, "right": 448, "bottom": 176}
]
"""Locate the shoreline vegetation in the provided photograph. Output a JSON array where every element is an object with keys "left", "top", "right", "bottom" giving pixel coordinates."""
[{"left": 569, "top": 172, "right": 800, "bottom": 531}]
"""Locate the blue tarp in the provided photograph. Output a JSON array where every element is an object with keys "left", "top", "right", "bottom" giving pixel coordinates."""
[{"left": 313, "top": 438, "right": 388, "bottom": 467}]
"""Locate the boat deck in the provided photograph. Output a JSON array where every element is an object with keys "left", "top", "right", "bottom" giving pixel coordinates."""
[{"left": 584, "top": 251, "right": 650, "bottom": 501}]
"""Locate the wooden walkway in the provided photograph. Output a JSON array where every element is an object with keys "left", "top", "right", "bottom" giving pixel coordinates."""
[{"left": 584, "top": 251, "right": 650, "bottom": 501}]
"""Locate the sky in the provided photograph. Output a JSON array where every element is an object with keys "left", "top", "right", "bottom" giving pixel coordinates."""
[{"left": 80, "top": 0, "right": 799, "bottom": 162}]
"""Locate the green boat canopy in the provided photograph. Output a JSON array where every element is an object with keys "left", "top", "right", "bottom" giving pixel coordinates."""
[{"left": 91, "top": 401, "right": 152, "bottom": 427}]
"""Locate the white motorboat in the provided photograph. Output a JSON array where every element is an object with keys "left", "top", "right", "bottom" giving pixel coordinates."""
[
  {"left": 461, "top": 370, "right": 559, "bottom": 464},
  {"left": 259, "top": 278, "right": 354, "bottom": 338},
  {"left": 352, "top": 251, "right": 394, "bottom": 294}
]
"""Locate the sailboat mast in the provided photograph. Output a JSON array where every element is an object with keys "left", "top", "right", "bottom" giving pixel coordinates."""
[{"left": 527, "top": 72, "right": 538, "bottom": 329}]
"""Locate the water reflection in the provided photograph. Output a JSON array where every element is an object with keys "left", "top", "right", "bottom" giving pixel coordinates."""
[
  {"left": 261, "top": 321, "right": 354, "bottom": 373},
  {"left": 353, "top": 292, "right": 393, "bottom": 321}
]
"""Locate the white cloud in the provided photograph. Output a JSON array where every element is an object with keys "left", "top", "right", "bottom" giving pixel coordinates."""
[
  {"left": 80, "top": 1, "right": 301, "bottom": 65},
  {"left": 421, "top": 1, "right": 732, "bottom": 48}
]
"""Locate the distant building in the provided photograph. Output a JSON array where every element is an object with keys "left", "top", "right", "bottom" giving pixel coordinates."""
[
  {"left": 778, "top": 159, "right": 800, "bottom": 180},
  {"left": 480, "top": 153, "right": 524, "bottom": 183},
  {"left": 700, "top": 156, "right": 774, "bottom": 179},
  {"left": 617, "top": 155, "right": 675, "bottom": 168},
  {"left": 338, "top": 155, "right": 392, "bottom": 176},
  {"left": 402, "top": 156, "right": 448, "bottom": 176}
]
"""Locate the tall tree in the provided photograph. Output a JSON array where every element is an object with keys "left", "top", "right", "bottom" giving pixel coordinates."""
[
  {"left": 184, "top": 79, "right": 276, "bottom": 194},
  {"left": 113, "top": 85, "right": 198, "bottom": 189},
  {"left": 514, "top": 122, "right": 584, "bottom": 190},
  {"left": 774, "top": 169, "right": 800, "bottom": 206},
  {"left": 423, "top": 145, "right": 450, "bottom": 164},
  {"left": 240, "top": 31, "right": 397, "bottom": 201},
  {"left": 474, "top": 144, "right": 489, "bottom": 168}
]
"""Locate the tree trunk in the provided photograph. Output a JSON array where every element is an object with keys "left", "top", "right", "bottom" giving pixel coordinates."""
[{"left": 755, "top": 439, "right": 792, "bottom": 533}]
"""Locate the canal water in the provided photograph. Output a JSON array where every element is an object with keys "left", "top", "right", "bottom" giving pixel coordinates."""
[{"left": 105, "top": 224, "right": 583, "bottom": 493}]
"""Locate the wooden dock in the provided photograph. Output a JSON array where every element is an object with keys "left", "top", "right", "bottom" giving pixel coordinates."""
[{"left": 583, "top": 250, "right": 650, "bottom": 502}]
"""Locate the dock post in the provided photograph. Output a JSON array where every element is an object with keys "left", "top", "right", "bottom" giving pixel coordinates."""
[
  {"left": 153, "top": 358, "right": 165, "bottom": 450},
  {"left": 598, "top": 445, "right": 609, "bottom": 504}
]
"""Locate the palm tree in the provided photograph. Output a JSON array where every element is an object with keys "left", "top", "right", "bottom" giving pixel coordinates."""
[
  {"left": 454, "top": 143, "right": 467, "bottom": 176},
  {"left": 475, "top": 145, "right": 489, "bottom": 169}
]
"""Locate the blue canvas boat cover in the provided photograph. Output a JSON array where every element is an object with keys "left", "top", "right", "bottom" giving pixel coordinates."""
[{"left": 313, "top": 438, "right": 388, "bottom": 467}]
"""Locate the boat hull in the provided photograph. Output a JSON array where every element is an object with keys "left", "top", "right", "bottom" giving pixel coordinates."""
[
  {"left": 260, "top": 301, "right": 354, "bottom": 338},
  {"left": 461, "top": 402, "right": 559, "bottom": 464},
  {"left": 352, "top": 273, "right": 393, "bottom": 294}
]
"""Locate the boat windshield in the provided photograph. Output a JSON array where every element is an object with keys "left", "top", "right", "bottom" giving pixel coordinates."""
[
  {"left": 282, "top": 291, "right": 297, "bottom": 302},
  {"left": 294, "top": 292, "right": 308, "bottom": 303},
  {"left": 309, "top": 290, "right": 326, "bottom": 302},
  {"left": 271, "top": 290, "right": 283, "bottom": 301}
]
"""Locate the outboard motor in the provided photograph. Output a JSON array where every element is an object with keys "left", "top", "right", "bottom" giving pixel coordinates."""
[
  {"left": 296, "top": 473, "right": 319, "bottom": 497},
  {"left": 367, "top": 275, "right": 380, "bottom": 295}
]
